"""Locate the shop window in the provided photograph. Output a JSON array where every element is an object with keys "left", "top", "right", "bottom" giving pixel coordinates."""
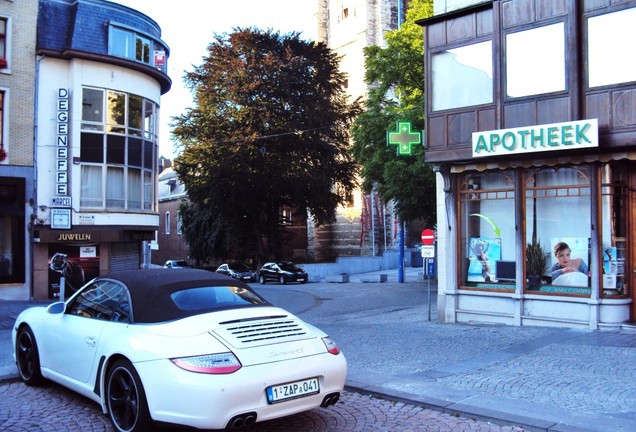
[
  {"left": 588, "top": 7, "right": 636, "bottom": 88},
  {"left": 431, "top": 41, "right": 493, "bottom": 111},
  {"left": 600, "top": 163, "right": 628, "bottom": 297},
  {"left": 506, "top": 23, "right": 566, "bottom": 98},
  {"left": 525, "top": 166, "right": 591, "bottom": 294},
  {"left": 460, "top": 170, "right": 516, "bottom": 290}
]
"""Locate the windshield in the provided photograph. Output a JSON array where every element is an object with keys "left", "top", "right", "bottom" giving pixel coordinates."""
[
  {"left": 279, "top": 262, "right": 303, "bottom": 272},
  {"left": 230, "top": 263, "right": 251, "bottom": 272}
]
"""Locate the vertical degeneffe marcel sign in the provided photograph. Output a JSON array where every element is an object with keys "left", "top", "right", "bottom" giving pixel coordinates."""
[{"left": 56, "top": 88, "right": 69, "bottom": 195}]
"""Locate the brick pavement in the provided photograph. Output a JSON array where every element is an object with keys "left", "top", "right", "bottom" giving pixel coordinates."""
[{"left": 0, "top": 381, "right": 527, "bottom": 431}]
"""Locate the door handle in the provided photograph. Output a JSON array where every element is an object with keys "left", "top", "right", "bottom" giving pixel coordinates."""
[{"left": 85, "top": 337, "right": 96, "bottom": 347}]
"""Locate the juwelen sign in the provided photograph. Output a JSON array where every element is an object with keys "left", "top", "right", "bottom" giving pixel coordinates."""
[
  {"left": 472, "top": 118, "right": 598, "bottom": 158},
  {"left": 421, "top": 229, "right": 435, "bottom": 245}
]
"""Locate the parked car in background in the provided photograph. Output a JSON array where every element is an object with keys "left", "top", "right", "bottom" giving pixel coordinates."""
[
  {"left": 164, "top": 259, "right": 190, "bottom": 269},
  {"left": 13, "top": 268, "right": 345, "bottom": 431},
  {"left": 258, "top": 262, "right": 308, "bottom": 284},
  {"left": 216, "top": 262, "right": 257, "bottom": 282}
]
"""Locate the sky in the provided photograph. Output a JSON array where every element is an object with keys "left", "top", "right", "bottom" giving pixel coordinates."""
[{"left": 112, "top": 0, "right": 319, "bottom": 159}]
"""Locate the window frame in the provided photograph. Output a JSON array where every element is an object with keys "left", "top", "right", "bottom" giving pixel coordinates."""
[
  {"left": 504, "top": 22, "right": 567, "bottom": 99},
  {"left": 430, "top": 40, "right": 494, "bottom": 112},
  {"left": 79, "top": 87, "right": 157, "bottom": 212}
]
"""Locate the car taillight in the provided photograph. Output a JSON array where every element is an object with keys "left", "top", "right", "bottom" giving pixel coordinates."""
[
  {"left": 171, "top": 353, "right": 242, "bottom": 374},
  {"left": 322, "top": 336, "right": 340, "bottom": 355}
]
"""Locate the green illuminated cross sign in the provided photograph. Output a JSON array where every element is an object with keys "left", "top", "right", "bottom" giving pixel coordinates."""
[{"left": 387, "top": 121, "right": 421, "bottom": 155}]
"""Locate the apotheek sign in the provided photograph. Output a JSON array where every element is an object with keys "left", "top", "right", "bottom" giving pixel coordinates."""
[{"left": 472, "top": 119, "right": 598, "bottom": 158}]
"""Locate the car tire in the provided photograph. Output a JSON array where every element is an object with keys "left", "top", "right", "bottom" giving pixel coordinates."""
[
  {"left": 15, "top": 325, "right": 44, "bottom": 386},
  {"left": 279, "top": 275, "right": 286, "bottom": 285},
  {"left": 106, "top": 359, "right": 152, "bottom": 432},
  {"left": 259, "top": 275, "right": 266, "bottom": 284}
]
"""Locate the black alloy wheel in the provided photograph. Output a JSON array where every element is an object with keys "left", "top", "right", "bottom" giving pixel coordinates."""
[
  {"left": 106, "top": 359, "right": 152, "bottom": 432},
  {"left": 15, "top": 326, "right": 44, "bottom": 385},
  {"left": 259, "top": 274, "right": 266, "bottom": 284}
]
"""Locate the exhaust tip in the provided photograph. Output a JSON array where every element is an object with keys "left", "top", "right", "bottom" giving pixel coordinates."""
[
  {"left": 321, "top": 392, "right": 341, "bottom": 407},
  {"left": 227, "top": 412, "right": 257, "bottom": 430},
  {"left": 244, "top": 414, "right": 257, "bottom": 427}
]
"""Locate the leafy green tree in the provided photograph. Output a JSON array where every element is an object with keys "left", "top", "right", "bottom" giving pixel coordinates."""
[
  {"left": 351, "top": 0, "right": 436, "bottom": 226},
  {"left": 172, "top": 28, "right": 361, "bottom": 264}
]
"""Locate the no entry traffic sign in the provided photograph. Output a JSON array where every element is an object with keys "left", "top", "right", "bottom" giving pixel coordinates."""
[{"left": 421, "top": 228, "right": 435, "bottom": 245}]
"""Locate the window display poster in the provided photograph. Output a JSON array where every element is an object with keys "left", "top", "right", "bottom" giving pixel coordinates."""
[
  {"left": 48, "top": 245, "right": 100, "bottom": 299},
  {"left": 602, "top": 246, "right": 624, "bottom": 291},
  {"left": 549, "top": 237, "right": 589, "bottom": 287},
  {"left": 467, "top": 238, "right": 501, "bottom": 282}
]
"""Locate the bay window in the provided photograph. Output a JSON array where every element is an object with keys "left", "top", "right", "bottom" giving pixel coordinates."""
[{"left": 80, "top": 87, "right": 157, "bottom": 212}]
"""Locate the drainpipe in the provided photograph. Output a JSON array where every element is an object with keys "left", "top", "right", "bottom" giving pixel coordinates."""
[{"left": 31, "top": 55, "right": 45, "bottom": 299}]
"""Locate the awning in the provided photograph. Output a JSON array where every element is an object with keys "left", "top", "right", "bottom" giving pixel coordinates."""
[{"left": 449, "top": 151, "right": 636, "bottom": 173}]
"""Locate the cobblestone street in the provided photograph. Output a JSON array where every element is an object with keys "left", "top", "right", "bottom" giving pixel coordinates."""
[{"left": 0, "top": 381, "right": 526, "bottom": 432}]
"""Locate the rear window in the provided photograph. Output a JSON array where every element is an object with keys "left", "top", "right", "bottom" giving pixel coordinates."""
[{"left": 170, "top": 286, "right": 268, "bottom": 312}]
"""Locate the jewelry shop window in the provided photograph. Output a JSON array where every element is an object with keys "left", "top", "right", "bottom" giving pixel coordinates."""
[
  {"left": 525, "top": 166, "right": 591, "bottom": 295},
  {"left": 460, "top": 170, "right": 516, "bottom": 291}
]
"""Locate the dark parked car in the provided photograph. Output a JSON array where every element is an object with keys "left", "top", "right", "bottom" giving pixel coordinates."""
[
  {"left": 164, "top": 260, "right": 190, "bottom": 269},
  {"left": 216, "top": 262, "right": 257, "bottom": 282},
  {"left": 258, "top": 262, "right": 308, "bottom": 285}
]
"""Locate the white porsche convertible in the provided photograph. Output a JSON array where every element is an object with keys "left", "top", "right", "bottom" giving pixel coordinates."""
[{"left": 13, "top": 268, "right": 346, "bottom": 431}]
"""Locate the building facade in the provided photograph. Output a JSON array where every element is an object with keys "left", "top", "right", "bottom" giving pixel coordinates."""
[
  {"left": 154, "top": 159, "right": 189, "bottom": 267},
  {"left": 29, "top": 0, "right": 170, "bottom": 299},
  {"left": 0, "top": 0, "right": 38, "bottom": 300},
  {"left": 313, "top": 0, "right": 408, "bottom": 260},
  {"left": 420, "top": 0, "right": 636, "bottom": 328}
]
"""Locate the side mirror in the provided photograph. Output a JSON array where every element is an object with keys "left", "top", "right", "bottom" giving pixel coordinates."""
[{"left": 47, "top": 302, "right": 65, "bottom": 314}]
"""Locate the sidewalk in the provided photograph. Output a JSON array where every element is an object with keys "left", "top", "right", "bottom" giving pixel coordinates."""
[{"left": 2, "top": 272, "right": 635, "bottom": 432}]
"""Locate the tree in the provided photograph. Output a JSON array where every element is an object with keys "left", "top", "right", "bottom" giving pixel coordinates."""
[
  {"left": 351, "top": 0, "right": 436, "bottom": 226},
  {"left": 172, "top": 28, "right": 361, "bottom": 264}
]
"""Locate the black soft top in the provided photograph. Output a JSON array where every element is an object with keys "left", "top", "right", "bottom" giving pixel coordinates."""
[{"left": 97, "top": 268, "right": 258, "bottom": 323}]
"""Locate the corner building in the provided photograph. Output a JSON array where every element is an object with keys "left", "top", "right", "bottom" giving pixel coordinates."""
[
  {"left": 32, "top": 0, "right": 170, "bottom": 299},
  {"left": 419, "top": 0, "right": 636, "bottom": 328}
]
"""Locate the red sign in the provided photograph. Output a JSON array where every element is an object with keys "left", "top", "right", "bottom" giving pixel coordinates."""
[{"left": 421, "top": 229, "right": 435, "bottom": 245}]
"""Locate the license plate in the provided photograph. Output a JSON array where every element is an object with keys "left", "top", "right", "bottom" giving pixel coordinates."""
[{"left": 266, "top": 377, "right": 320, "bottom": 404}]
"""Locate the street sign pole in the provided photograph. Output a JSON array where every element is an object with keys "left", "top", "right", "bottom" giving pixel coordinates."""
[{"left": 420, "top": 228, "right": 436, "bottom": 321}]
